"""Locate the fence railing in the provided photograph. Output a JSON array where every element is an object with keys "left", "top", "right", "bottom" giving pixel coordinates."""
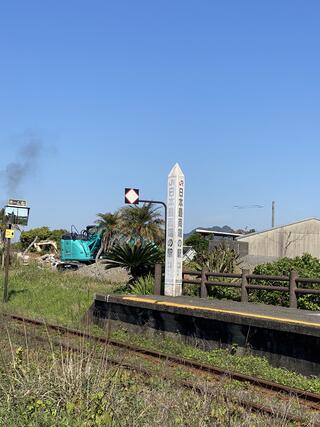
[{"left": 154, "top": 264, "right": 320, "bottom": 309}]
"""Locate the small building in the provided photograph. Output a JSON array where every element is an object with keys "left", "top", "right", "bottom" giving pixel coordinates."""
[
  {"left": 237, "top": 218, "right": 320, "bottom": 267},
  {"left": 195, "top": 229, "right": 249, "bottom": 257},
  {"left": 196, "top": 229, "right": 242, "bottom": 240}
]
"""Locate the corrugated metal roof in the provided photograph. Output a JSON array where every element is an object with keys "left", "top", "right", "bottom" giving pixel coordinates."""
[
  {"left": 196, "top": 229, "right": 242, "bottom": 238},
  {"left": 237, "top": 218, "right": 320, "bottom": 240}
]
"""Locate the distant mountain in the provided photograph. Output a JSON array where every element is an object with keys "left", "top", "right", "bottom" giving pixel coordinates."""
[{"left": 184, "top": 225, "right": 235, "bottom": 240}]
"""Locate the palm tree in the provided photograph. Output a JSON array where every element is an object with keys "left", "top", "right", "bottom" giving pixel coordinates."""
[
  {"left": 104, "top": 240, "right": 162, "bottom": 279},
  {"left": 95, "top": 212, "right": 121, "bottom": 261},
  {"left": 119, "top": 203, "right": 164, "bottom": 243}
]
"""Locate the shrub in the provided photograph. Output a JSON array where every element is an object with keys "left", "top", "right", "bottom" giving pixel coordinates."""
[
  {"left": 185, "top": 233, "right": 209, "bottom": 254},
  {"left": 252, "top": 254, "right": 320, "bottom": 310},
  {"left": 184, "top": 244, "right": 241, "bottom": 300},
  {"left": 128, "top": 274, "right": 154, "bottom": 295},
  {"left": 196, "top": 244, "right": 240, "bottom": 273},
  {"left": 103, "top": 240, "right": 163, "bottom": 279},
  {"left": 20, "top": 227, "right": 67, "bottom": 250}
]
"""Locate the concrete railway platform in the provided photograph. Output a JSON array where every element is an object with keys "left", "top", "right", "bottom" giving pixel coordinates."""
[{"left": 92, "top": 294, "right": 320, "bottom": 376}]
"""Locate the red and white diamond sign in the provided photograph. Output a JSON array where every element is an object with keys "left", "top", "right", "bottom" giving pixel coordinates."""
[{"left": 124, "top": 188, "right": 140, "bottom": 204}]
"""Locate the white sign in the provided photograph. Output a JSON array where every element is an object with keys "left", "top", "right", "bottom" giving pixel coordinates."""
[
  {"left": 125, "top": 188, "right": 139, "bottom": 204},
  {"left": 8, "top": 199, "right": 27, "bottom": 207},
  {"left": 164, "top": 163, "right": 185, "bottom": 297}
]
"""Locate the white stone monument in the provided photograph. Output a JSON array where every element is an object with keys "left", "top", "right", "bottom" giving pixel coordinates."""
[{"left": 164, "top": 163, "right": 185, "bottom": 296}]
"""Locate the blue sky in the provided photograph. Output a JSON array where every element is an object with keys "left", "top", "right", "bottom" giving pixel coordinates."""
[{"left": 1, "top": 1, "right": 320, "bottom": 233}]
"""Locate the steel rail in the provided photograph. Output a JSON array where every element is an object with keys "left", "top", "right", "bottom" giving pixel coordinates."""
[
  {"left": 7, "top": 325, "right": 320, "bottom": 427},
  {"left": 5, "top": 313, "right": 320, "bottom": 408}
]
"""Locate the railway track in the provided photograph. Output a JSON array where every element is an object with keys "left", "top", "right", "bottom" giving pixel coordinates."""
[{"left": 3, "top": 313, "right": 320, "bottom": 425}]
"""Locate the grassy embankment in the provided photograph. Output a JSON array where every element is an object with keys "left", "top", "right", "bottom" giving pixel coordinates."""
[
  {"left": 0, "top": 264, "right": 319, "bottom": 395},
  {"left": 0, "top": 264, "right": 118, "bottom": 325},
  {"left": 0, "top": 329, "right": 284, "bottom": 427}
]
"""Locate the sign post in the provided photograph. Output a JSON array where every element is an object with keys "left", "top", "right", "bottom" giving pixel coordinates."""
[
  {"left": 3, "top": 199, "right": 30, "bottom": 303},
  {"left": 164, "top": 163, "right": 185, "bottom": 297},
  {"left": 3, "top": 224, "right": 12, "bottom": 303},
  {"left": 124, "top": 188, "right": 167, "bottom": 251}
]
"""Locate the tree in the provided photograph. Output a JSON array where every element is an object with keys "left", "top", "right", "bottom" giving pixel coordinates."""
[
  {"left": 95, "top": 212, "right": 121, "bottom": 261},
  {"left": 20, "top": 227, "right": 67, "bottom": 250},
  {"left": 185, "top": 233, "right": 209, "bottom": 254},
  {"left": 119, "top": 203, "right": 164, "bottom": 244}
]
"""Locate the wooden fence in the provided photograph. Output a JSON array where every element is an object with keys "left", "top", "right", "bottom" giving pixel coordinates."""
[{"left": 154, "top": 264, "right": 320, "bottom": 309}]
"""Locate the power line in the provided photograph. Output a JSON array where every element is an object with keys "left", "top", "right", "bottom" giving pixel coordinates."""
[{"left": 233, "top": 205, "right": 264, "bottom": 209}]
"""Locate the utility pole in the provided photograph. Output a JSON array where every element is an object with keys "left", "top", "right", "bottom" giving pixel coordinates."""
[{"left": 272, "top": 201, "right": 275, "bottom": 228}]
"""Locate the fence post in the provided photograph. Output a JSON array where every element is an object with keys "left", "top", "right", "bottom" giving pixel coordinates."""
[
  {"left": 154, "top": 264, "right": 162, "bottom": 295},
  {"left": 241, "top": 269, "right": 249, "bottom": 303},
  {"left": 289, "top": 270, "right": 298, "bottom": 309},
  {"left": 200, "top": 267, "right": 208, "bottom": 298}
]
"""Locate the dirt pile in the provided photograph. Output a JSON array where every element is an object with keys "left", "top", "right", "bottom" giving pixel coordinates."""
[{"left": 73, "top": 262, "right": 129, "bottom": 283}]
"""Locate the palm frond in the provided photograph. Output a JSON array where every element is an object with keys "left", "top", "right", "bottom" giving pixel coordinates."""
[{"left": 103, "top": 240, "right": 162, "bottom": 279}]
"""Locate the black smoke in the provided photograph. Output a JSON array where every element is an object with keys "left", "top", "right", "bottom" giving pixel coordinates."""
[{"left": 1, "top": 132, "right": 44, "bottom": 195}]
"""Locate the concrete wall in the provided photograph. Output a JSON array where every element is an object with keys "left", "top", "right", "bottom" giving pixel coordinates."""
[
  {"left": 238, "top": 219, "right": 320, "bottom": 260},
  {"left": 92, "top": 296, "right": 320, "bottom": 376}
]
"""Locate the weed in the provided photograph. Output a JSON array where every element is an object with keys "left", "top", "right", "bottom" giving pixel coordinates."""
[
  {"left": 0, "top": 328, "right": 287, "bottom": 427},
  {"left": 111, "top": 328, "right": 320, "bottom": 394},
  {"left": 0, "top": 264, "right": 121, "bottom": 325}
]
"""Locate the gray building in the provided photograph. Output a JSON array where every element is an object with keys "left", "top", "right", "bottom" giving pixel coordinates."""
[
  {"left": 237, "top": 218, "right": 320, "bottom": 267},
  {"left": 196, "top": 229, "right": 249, "bottom": 257}
]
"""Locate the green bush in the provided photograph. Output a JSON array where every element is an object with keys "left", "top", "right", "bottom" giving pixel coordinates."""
[
  {"left": 252, "top": 254, "right": 320, "bottom": 310},
  {"left": 185, "top": 244, "right": 241, "bottom": 301},
  {"left": 20, "top": 227, "right": 67, "bottom": 250},
  {"left": 196, "top": 244, "right": 240, "bottom": 273},
  {"left": 128, "top": 274, "right": 154, "bottom": 295},
  {"left": 185, "top": 233, "right": 209, "bottom": 254},
  {"left": 103, "top": 240, "right": 163, "bottom": 280}
]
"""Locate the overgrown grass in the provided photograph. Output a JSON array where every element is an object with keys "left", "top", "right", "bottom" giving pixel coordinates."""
[
  {"left": 111, "top": 328, "right": 320, "bottom": 394},
  {"left": 0, "top": 264, "right": 121, "bottom": 325},
  {"left": 0, "top": 264, "right": 319, "bottom": 397},
  {"left": 0, "top": 331, "right": 281, "bottom": 427}
]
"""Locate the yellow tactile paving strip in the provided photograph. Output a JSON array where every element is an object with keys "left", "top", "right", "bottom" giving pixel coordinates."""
[{"left": 122, "top": 296, "right": 320, "bottom": 329}]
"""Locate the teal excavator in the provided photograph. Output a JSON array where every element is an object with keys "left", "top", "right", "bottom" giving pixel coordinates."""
[{"left": 57, "top": 225, "right": 103, "bottom": 271}]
